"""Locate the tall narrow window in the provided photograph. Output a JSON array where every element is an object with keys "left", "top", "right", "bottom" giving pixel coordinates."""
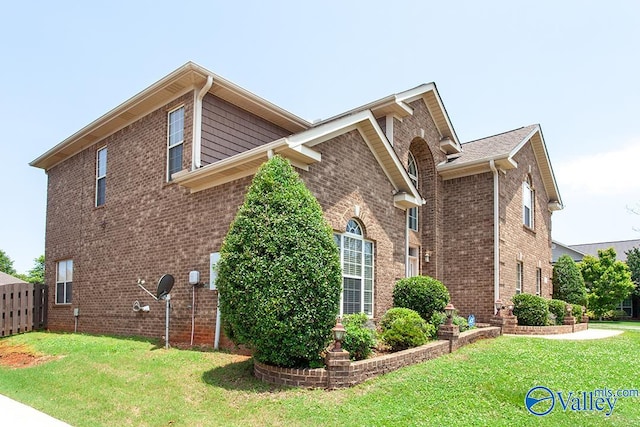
[
  {"left": 536, "top": 268, "right": 542, "bottom": 296},
  {"left": 56, "top": 259, "right": 73, "bottom": 305},
  {"left": 523, "top": 176, "right": 534, "bottom": 228},
  {"left": 335, "top": 219, "right": 374, "bottom": 316},
  {"left": 96, "top": 147, "right": 107, "bottom": 207},
  {"left": 167, "top": 106, "right": 185, "bottom": 181},
  {"left": 407, "top": 152, "right": 418, "bottom": 231},
  {"left": 516, "top": 262, "right": 523, "bottom": 294},
  {"left": 408, "top": 246, "right": 419, "bottom": 277}
]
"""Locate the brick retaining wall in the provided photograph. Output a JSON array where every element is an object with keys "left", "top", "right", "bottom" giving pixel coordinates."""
[
  {"left": 254, "top": 327, "right": 501, "bottom": 389},
  {"left": 510, "top": 322, "right": 588, "bottom": 335}
]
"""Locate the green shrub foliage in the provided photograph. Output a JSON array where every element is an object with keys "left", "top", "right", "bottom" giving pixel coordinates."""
[
  {"left": 512, "top": 294, "right": 549, "bottom": 326},
  {"left": 342, "top": 313, "right": 377, "bottom": 361},
  {"left": 453, "top": 315, "right": 470, "bottom": 332},
  {"left": 572, "top": 304, "right": 583, "bottom": 322},
  {"left": 393, "top": 276, "right": 450, "bottom": 322},
  {"left": 552, "top": 255, "right": 587, "bottom": 305},
  {"left": 380, "top": 308, "right": 433, "bottom": 351},
  {"left": 216, "top": 156, "right": 342, "bottom": 368},
  {"left": 547, "top": 299, "right": 567, "bottom": 325}
]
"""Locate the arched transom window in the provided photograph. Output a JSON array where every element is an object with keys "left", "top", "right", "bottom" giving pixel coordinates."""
[
  {"left": 334, "top": 219, "right": 374, "bottom": 316},
  {"left": 407, "top": 152, "right": 418, "bottom": 231}
]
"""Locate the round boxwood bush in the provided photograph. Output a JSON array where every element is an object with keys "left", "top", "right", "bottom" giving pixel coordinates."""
[
  {"left": 342, "top": 313, "right": 377, "bottom": 361},
  {"left": 380, "top": 308, "right": 434, "bottom": 351},
  {"left": 572, "top": 304, "right": 584, "bottom": 322},
  {"left": 216, "top": 156, "right": 342, "bottom": 368},
  {"left": 547, "top": 299, "right": 567, "bottom": 325},
  {"left": 393, "top": 276, "right": 450, "bottom": 322},
  {"left": 512, "top": 293, "right": 549, "bottom": 326}
]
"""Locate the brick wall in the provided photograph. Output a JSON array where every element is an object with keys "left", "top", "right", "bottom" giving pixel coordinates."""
[{"left": 498, "top": 142, "right": 554, "bottom": 306}]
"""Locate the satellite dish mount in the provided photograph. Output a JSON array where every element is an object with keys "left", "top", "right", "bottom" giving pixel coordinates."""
[{"left": 137, "top": 274, "right": 175, "bottom": 349}]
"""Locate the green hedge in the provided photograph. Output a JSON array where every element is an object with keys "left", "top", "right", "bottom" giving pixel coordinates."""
[
  {"left": 380, "top": 308, "right": 433, "bottom": 351},
  {"left": 342, "top": 313, "right": 376, "bottom": 361},
  {"left": 547, "top": 299, "right": 567, "bottom": 325},
  {"left": 393, "top": 276, "right": 450, "bottom": 322},
  {"left": 512, "top": 294, "right": 549, "bottom": 326}
]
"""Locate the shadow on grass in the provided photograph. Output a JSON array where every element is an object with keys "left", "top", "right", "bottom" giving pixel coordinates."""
[{"left": 202, "top": 358, "right": 288, "bottom": 393}]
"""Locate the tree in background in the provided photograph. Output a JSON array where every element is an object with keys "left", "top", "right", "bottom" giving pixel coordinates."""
[
  {"left": 25, "top": 255, "right": 45, "bottom": 284},
  {"left": 217, "top": 156, "right": 342, "bottom": 368},
  {"left": 0, "top": 249, "right": 17, "bottom": 276},
  {"left": 626, "top": 247, "right": 640, "bottom": 297},
  {"left": 552, "top": 255, "right": 587, "bottom": 305},
  {"left": 580, "top": 248, "right": 635, "bottom": 319}
]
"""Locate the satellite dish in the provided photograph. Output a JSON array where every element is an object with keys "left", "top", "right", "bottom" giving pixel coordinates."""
[{"left": 156, "top": 274, "right": 174, "bottom": 300}]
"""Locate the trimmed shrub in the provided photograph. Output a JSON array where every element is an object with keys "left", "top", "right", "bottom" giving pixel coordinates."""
[
  {"left": 380, "top": 308, "right": 433, "bottom": 351},
  {"left": 512, "top": 294, "right": 549, "bottom": 326},
  {"left": 572, "top": 304, "right": 583, "bottom": 322},
  {"left": 429, "top": 311, "right": 447, "bottom": 338},
  {"left": 393, "top": 276, "right": 450, "bottom": 322},
  {"left": 216, "top": 156, "right": 342, "bottom": 368},
  {"left": 552, "top": 255, "right": 587, "bottom": 305},
  {"left": 547, "top": 299, "right": 567, "bottom": 325},
  {"left": 453, "top": 315, "right": 470, "bottom": 332},
  {"left": 342, "top": 313, "right": 376, "bottom": 361}
]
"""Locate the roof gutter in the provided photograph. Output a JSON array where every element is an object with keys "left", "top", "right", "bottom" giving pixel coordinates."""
[
  {"left": 192, "top": 75, "right": 213, "bottom": 170},
  {"left": 489, "top": 159, "right": 500, "bottom": 312}
]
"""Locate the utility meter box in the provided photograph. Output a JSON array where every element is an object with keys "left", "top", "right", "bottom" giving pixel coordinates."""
[{"left": 189, "top": 270, "right": 200, "bottom": 285}]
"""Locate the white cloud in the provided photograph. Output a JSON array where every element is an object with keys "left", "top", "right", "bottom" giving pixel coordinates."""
[{"left": 555, "top": 140, "right": 640, "bottom": 196}]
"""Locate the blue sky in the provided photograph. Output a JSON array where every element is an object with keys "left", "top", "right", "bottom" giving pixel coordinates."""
[{"left": 1, "top": 1, "right": 639, "bottom": 273}]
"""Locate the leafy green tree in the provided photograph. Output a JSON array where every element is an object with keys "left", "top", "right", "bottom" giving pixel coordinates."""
[
  {"left": 580, "top": 248, "right": 635, "bottom": 319},
  {"left": 626, "top": 247, "right": 640, "bottom": 297},
  {"left": 0, "top": 249, "right": 17, "bottom": 276},
  {"left": 217, "top": 156, "right": 342, "bottom": 368},
  {"left": 552, "top": 255, "right": 587, "bottom": 305},
  {"left": 26, "top": 255, "right": 45, "bottom": 284}
]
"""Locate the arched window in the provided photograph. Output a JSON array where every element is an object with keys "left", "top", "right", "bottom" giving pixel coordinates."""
[
  {"left": 407, "top": 153, "right": 418, "bottom": 231},
  {"left": 334, "top": 219, "right": 374, "bottom": 316},
  {"left": 523, "top": 175, "right": 534, "bottom": 228}
]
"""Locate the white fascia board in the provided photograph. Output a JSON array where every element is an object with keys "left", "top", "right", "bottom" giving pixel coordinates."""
[
  {"left": 507, "top": 125, "right": 540, "bottom": 159},
  {"left": 395, "top": 83, "right": 437, "bottom": 104}
]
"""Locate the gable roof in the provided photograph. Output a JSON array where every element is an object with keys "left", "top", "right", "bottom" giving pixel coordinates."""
[
  {"left": 438, "top": 124, "right": 563, "bottom": 210},
  {"left": 552, "top": 240, "right": 586, "bottom": 263},
  {"left": 0, "top": 271, "right": 27, "bottom": 286},
  {"left": 569, "top": 239, "right": 640, "bottom": 262},
  {"left": 30, "top": 62, "right": 312, "bottom": 171}
]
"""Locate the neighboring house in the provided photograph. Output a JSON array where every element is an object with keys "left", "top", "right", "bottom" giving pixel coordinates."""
[
  {"left": 30, "top": 62, "right": 563, "bottom": 346},
  {"left": 0, "top": 272, "right": 27, "bottom": 285},
  {"left": 552, "top": 239, "right": 640, "bottom": 318}
]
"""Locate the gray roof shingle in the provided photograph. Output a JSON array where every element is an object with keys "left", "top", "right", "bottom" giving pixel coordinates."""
[
  {"left": 569, "top": 239, "right": 640, "bottom": 262},
  {"left": 0, "top": 271, "right": 27, "bottom": 286},
  {"left": 449, "top": 124, "right": 539, "bottom": 165}
]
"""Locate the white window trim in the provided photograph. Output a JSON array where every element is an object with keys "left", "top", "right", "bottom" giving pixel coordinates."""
[
  {"left": 535, "top": 268, "right": 541, "bottom": 296},
  {"left": 407, "top": 152, "right": 418, "bottom": 231},
  {"left": 408, "top": 246, "right": 419, "bottom": 277},
  {"left": 167, "top": 105, "right": 185, "bottom": 181},
  {"left": 516, "top": 261, "right": 523, "bottom": 294},
  {"left": 523, "top": 180, "right": 534, "bottom": 229},
  {"left": 55, "top": 259, "right": 73, "bottom": 305},
  {"left": 95, "top": 146, "right": 107, "bottom": 207},
  {"left": 335, "top": 220, "right": 375, "bottom": 317}
]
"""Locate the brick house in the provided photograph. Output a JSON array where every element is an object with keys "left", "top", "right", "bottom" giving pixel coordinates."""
[{"left": 31, "top": 62, "right": 563, "bottom": 346}]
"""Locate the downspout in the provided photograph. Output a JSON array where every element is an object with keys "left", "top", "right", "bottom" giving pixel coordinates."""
[
  {"left": 405, "top": 208, "right": 410, "bottom": 276},
  {"left": 192, "top": 75, "right": 214, "bottom": 171},
  {"left": 489, "top": 160, "right": 500, "bottom": 313}
]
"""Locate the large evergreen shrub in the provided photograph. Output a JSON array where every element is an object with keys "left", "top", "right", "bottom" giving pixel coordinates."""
[
  {"left": 512, "top": 294, "right": 549, "bottom": 326},
  {"left": 380, "top": 308, "right": 433, "bottom": 351},
  {"left": 552, "top": 255, "right": 587, "bottom": 305},
  {"left": 393, "top": 276, "right": 450, "bottom": 322},
  {"left": 216, "top": 156, "right": 342, "bottom": 368}
]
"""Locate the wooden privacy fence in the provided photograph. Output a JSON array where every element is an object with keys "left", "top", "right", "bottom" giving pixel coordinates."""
[{"left": 0, "top": 283, "right": 48, "bottom": 337}]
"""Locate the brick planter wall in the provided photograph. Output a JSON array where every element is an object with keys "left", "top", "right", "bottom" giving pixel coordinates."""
[
  {"left": 510, "top": 322, "right": 588, "bottom": 335},
  {"left": 253, "top": 327, "right": 501, "bottom": 389}
]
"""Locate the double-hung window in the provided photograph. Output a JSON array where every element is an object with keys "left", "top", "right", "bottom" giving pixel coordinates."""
[
  {"left": 167, "top": 106, "right": 185, "bottom": 181},
  {"left": 56, "top": 259, "right": 73, "bottom": 305},
  {"left": 523, "top": 177, "right": 534, "bottom": 228},
  {"left": 96, "top": 147, "right": 107, "bottom": 207},
  {"left": 407, "top": 152, "right": 418, "bottom": 231},
  {"left": 335, "top": 219, "right": 374, "bottom": 316}
]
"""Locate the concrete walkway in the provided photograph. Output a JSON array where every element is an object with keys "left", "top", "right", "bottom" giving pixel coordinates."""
[
  {"left": 506, "top": 328, "right": 624, "bottom": 340},
  {"left": 0, "top": 394, "right": 72, "bottom": 426}
]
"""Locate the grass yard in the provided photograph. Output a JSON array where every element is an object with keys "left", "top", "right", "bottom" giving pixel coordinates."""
[
  {"left": 590, "top": 320, "right": 640, "bottom": 330},
  {"left": 1, "top": 331, "right": 639, "bottom": 426}
]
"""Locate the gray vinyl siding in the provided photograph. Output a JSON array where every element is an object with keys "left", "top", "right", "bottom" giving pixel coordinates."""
[{"left": 201, "top": 94, "right": 290, "bottom": 165}]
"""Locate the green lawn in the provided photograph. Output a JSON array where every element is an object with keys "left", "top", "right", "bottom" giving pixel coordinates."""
[
  {"left": 589, "top": 320, "right": 640, "bottom": 330},
  {"left": 1, "top": 331, "right": 639, "bottom": 426}
]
